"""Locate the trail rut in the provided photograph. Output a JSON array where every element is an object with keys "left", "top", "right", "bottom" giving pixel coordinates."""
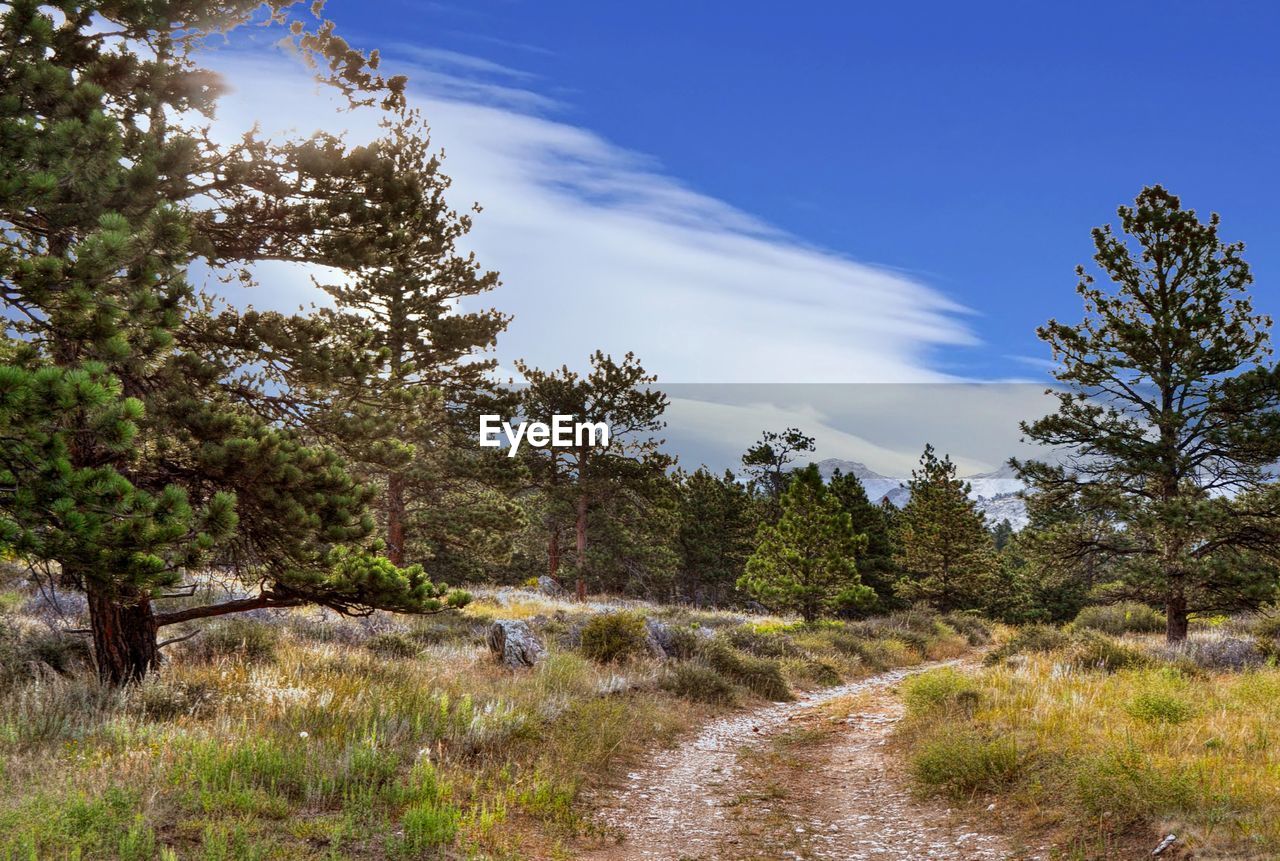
[{"left": 581, "top": 660, "right": 1040, "bottom": 861}]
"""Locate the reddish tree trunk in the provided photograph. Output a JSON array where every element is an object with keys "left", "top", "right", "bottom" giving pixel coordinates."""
[
  {"left": 386, "top": 472, "right": 407, "bottom": 566},
  {"left": 1165, "top": 588, "right": 1189, "bottom": 643},
  {"left": 547, "top": 524, "right": 562, "bottom": 584},
  {"left": 87, "top": 581, "right": 159, "bottom": 685},
  {"left": 575, "top": 493, "right": 588, "bottom": 600}
]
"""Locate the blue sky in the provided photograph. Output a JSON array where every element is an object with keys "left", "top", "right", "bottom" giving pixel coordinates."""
[{"left": 282, "top": 0, "right": 1280, "bottom": 381}]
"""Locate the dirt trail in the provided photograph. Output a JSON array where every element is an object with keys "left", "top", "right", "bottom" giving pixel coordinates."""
[{"left": 582, "top": 660, "right": 1039, "bottom": 861}]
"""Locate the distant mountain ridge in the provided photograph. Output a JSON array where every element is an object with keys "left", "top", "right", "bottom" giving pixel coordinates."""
[{"left": 811, "top": 458, "right": 1028, "bottom": 529}]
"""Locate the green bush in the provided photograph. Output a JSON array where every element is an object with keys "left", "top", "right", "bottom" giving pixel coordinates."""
[
  {"left": 1073, "top": 751, "right": 1196, "bottom": 823},
  {"left": 700, "top": 639, "right": 792, "bottom": 701},
  {"left": 983, "top": 624, "right": 1071, "bottom": 665},
  {"left": 193, "top": 618, "right": 280, "bottom": 662},
  {"left": 1126, "top": 689, "right": 1194, "bottom": 725},
  {"left": 1066, "top": 634, "right": 1151, "bottom": 673},
  {"left": 0, "top": 622, "right": 92, "bottom": 686},
  {"left": 1074, "top": 602, "right": 1166, "bottom": 636},
  {"left": 578, "top": 612, "right": 649, "bottom": 664},
  {"left": 940, "top": 612, "right": 992, "bottom": 646},
  {"left": 724, "top": 626, "right": 800, "bottom": 658},
  {"left": 660, "top": 662, "right": 738, "bottom": 705},
  {"left": 663, "top": 626, "right": 701, "bottom": 661},
  {"left": 902, "top": 668, "right": 981, "bottom": 716},
  {"left": 1250, "top": 611, "right": 1280, "bottom": 643},
  {"left": 787, "top": 657, "right": 842, "bottom": 687},
  {"left": 911, "top": 731, "right": 1019, "bottom": 798},
  {"left": 365, "top": 631, "right": 420, "bottom": 658}
]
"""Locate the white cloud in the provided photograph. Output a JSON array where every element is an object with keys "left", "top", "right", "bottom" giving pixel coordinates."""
[{"left": 199, "top": 43, "right": 978, "bottom": 383}]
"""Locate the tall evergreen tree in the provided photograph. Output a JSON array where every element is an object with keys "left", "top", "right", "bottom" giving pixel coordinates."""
[
  {"left": 516, "top": 352, "right": 671, "bottom": 598},
  {"left": 674, "top": 468, "right": 759, "bottom": 605},
  {"left": 1016, "top": 186, "right": 1280, "bottom": 642},
  {"left": 301, "top": 110, "right": 519, "bottom": 576},
  {"left": 827, "top": 468, "right": 899, "bottom": 611},
  {"left": 739, "top": 465, "right": 874, "bottom": 621},
  {"left": 0, "top": 1, "right": 465, "bottom": 683},
  {"left": 892, "top": 445, "right": 995, "bottom": 612}
]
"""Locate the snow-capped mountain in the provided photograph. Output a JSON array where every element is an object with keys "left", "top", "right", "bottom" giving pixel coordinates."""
[
  {"left": 811, "top": 458, "right": 1029, "bottom": 529},
  {"left": 811, "top": 459, "right": 904, "bottom": 505}
]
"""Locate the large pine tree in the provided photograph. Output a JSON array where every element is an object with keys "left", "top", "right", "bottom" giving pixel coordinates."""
[
  {"left": 892, "top": 445, "right": 995, "bottom": 612},
  {"left": 300, "top": 110, "right": 519, "bottom": 577},
  {"left": 516, "top": 352, "right": 672, "bottom": 599},
  {"left": 0, "top": 2, "right": 465, "bottom": 683},
  {"left": 739, "top": 465, "right": 874, "bottom": 621},
  {"left": 1016, "top": 186, "right": 1280, "bottom": 642},
  {"left": 827, "top": 468, "right": 899, "bottom": 611}
]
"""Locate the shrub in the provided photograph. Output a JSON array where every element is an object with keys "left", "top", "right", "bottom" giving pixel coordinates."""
[
  {"left": 0, "top": 622, "right": 92, "bottom": 686},
  {"left": 911, "top": 731, "right": 1019, "bottom": 798},
  {"left": 785, "top": 657, "right": 842, "bottom": 687},
  {"left": 398, "top": 799, "right": 460, "bottom": 854},
  {"left": 190, "top": 618, "right": 280, "bottom": 662},
  {"left": 578, "top": 612, "right": 649, "bottom": 664},
  {"left": 1065, "top": 634, "right": 1151, "bottom": 673},
  {"left": 365, "top": 631, "right": 420, "bottom": 658},
  {"left": 940, "top": 612, "right": 992, "bottom": 646},
  {"left": 1158, "top": 635, "right": 1268, "bottom": 671},
  {"left": 903, "top": 668, "right": 981, "bottom": 716},
  {"left": 831, "top": 634, "right": 912, "bottom": 671},
  {"left": 983, "top": 624, "right": 1071, "bottom": 666},
  {"left": 662, "top": 626, "right": 702, "bottom": 661},
  {"left": 1249, "top": 611, "right": 1280, "bottom": 644},
  {"left": 131, "top": 677, "right": 216, "bottom": 720},
  {"left": 725, "top": 625, "right": 800, "bottom": 658},
  {"left": 1126, "top": 688, "right": 1194, "bottom": 725},
  {"left": 661, "top": 662, "right": 738, "bottom": 705},
  {"left": 700, "top": 639, "right": 792, "bottom": 701},
  {"left": 1074, "top": 602, "right": 1166, "bottom": 636},
  {"left": 1073, "top": 751, "right": 1196, "bottom": 823}
]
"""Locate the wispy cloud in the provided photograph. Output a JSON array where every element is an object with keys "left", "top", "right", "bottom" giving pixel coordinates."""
[{"left": 203, "top": 44, "right": 979, "bottom": 383}]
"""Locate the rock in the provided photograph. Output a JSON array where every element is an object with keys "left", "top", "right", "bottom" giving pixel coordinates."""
[
  {"left": 537, "top": 575, "right": 566, "bottom": 597},
  {"left": 644, "top": 618, "right": 676, "bottom": 658},
  {"left": 1152, "top": 834, "right": 1177, "bottom": 856},
  {"left": 486, "top": 620, "right": 545, "bottom": 668}
]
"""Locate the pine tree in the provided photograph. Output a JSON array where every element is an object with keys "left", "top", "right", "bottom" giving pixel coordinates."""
[
  {"left": 826, "top": 468, "right": 899, "bottom": 611},
  {"left": 0, "top": 2, "right": 465, "bottom": 684},
  {"left": 739, "top": 466, "right": 874, "bottom": 621},
  {"left": 301, "top": 110, "right": 519, "bottom": 577},
  {"left": 892, "top": 445, "right": 995, "bottom": 612},
  {"left": 515, "top": 352, "right": 672, "bottom": 598},
  {"left": 1016, "top": 186, "right": 1280, "bottom": 642},
  {"left": 741, "top": 428, "right": 814, "bottom": 518},
  {"left": 674, "top": 468, "right": 759, "bottom": 605}
]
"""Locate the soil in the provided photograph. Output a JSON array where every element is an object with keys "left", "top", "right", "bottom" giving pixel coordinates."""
[{"left": 579, "top": 660, "right": 1046, "bottom": 861}]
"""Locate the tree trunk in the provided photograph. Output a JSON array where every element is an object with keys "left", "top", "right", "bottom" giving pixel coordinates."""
[
  {"left": 386, "top": 472, "right": 407, "bottom": 567},
  {"left": 547, "top": 524, "right": 562, "bottom": 585},
  {"left": 1165, "top": 589, "right": 1189, "bottom": 643},
  {"left": 87, "top": 582, "right": 159, "bottom": 685},
  {"left": 575, "top": 493, "right": 588, "bottom": 601}
]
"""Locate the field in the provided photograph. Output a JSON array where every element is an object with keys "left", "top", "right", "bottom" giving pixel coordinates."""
[
  {"left": 0, "top": 570, "right": 975, "bottom": 860},
  {"left": 896, "top": 620, "right": 1280, "bottom": 860}
]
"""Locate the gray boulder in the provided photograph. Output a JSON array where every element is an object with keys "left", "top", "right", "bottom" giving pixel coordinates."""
[
  {"left": 486, "top": 620, "right": 545, "bottom": 669},
  {"left": 537, "top": 575, "right": 567, "bottom": 598},
  {"left": 644, "top": 618, "right": 676, "bottom": 658}
]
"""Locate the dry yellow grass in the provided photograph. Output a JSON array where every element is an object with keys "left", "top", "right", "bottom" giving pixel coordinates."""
[{"left": 898, "top": 640, "right": 1280, "bottom": 859}]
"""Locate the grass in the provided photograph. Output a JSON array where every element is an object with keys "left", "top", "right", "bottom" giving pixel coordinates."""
[
  {"left": 0, "top": 587, "right": 978, "bottom": 859},
  {"left": 897, "top": 629, "right": 1280, "bottom": 858}
]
